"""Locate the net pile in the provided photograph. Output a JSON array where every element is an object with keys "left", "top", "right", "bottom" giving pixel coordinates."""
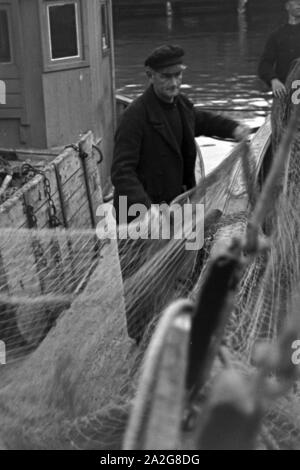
[
  {"left": 225, "top": 60, "right": 300, "bottom": 359},
  {"left": 0, "top": 62, "right": 300, "bottom": 450}
]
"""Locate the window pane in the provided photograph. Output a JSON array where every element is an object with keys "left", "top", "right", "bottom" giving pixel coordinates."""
[
  {"left": 48, "top": 3, "right": 79, "bottom": 59},
  {"left": 0, "top": 10, "right": 11, "bottom": 63}
]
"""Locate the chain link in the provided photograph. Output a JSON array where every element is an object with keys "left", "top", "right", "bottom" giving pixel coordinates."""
[
  {"left": 22, "top": 164, "right": 64, "bottom": 308},
  {"left": 22, "top": 163, "right": 62, "bottom": 229}
]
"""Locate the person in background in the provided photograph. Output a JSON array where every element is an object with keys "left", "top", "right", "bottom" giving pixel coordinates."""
[
  {"left": 258, "top": 0, "right": 300, "bottom": 98},
  {"left": 257, "top": 0, "right": 300, "bottom": 187}
]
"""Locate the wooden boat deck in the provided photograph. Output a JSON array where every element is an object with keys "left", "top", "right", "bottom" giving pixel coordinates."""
[{"left": 0, "top": 131, "right": 105, "bottom": 356}]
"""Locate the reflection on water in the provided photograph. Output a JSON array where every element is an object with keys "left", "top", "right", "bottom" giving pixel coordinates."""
[{"left": 114, "top": 5, "right": 284, "bottom": 126}]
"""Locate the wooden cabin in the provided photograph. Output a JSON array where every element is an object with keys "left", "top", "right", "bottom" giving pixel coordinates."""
[
  {"left": 0, "top": 0, "right": 115, "bottom": 186},
  {"left": 0, "top": 1, "right": 118, "bottom": 354}
]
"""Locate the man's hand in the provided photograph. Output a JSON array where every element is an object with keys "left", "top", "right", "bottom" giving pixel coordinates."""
[
  {"left": 232, "top": 124, "right": 251, "bottom": 142},
  {"left": 271, "top": 78, "right": 287, "bottom": 99}
]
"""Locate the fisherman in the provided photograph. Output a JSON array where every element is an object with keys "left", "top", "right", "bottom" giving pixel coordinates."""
[
  {"left": 111, "top": 44, "right": 250, "bottom": 224},
  {"left": 258, "top": 0, "right": 300, "bottom": 98},
  {"left": 258, "top": 0, "right": 300, "bottom": 183}
]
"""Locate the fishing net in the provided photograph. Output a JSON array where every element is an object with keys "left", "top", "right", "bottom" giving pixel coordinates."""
[{"left": 0, "top": 61, "right": 300, "bottom": 450}]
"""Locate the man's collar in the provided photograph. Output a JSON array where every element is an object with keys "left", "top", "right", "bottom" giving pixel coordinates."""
[
  {"left": 150, "top": 85, "right": 177, "bottom": 106},
  {"left": 143, "top": 85, "right": 193, "bottom": 110}
]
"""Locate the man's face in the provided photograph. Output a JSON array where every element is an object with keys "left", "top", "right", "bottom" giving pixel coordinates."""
[
  {"left": 149, "top": 65, "right": 184, "bottom": 102},
  {"left": 286, "top": 0, "right": 300, "bottom": 17}
]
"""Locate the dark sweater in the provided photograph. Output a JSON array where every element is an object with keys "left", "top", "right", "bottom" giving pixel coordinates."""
[
  {"left": 258, "top": 23, "right": 300, "bottom": 86},
  {"left": 156, "top": 96, "right": 183, "bottom": 151}
]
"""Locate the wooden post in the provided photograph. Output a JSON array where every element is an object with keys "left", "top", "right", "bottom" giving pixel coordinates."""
[
  {"left": 143, "top": 314, "right": 191, "bottom": 449},
  {"left": 123, "top": 300, "right": 193, "bottom": 450}
]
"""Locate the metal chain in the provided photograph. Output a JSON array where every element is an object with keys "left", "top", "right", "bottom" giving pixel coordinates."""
[
  {"left": 22, "top": 164, "right": 63, "bottom": 330},
  {"left": 22, "top": 163, "right": 62, "bottom": 228}
]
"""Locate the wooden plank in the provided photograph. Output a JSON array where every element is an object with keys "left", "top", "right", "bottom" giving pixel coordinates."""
[
  {"left": 52, "top": 147, "right": 82, "bottom": 187},
  {"left": 1, "top": 168, "right": 64, "bottom": 343},
  {"left": 0, "top": 248, "right": 29, "bottom": 349},
  {"left": 124, "top": 300, "right": 193, "bottom": 450},
  {"left": 21, "top": 167, "right": 58, "bottom": 214},
  {"left": 27, "top": 192, "right": 63, "bottom": 230},
  {"left": 0, "top": 94, "right": 22, "bottom": 109},
  {"left": 0, "top": 131, "right": 101, "bottom": 229},
  {"left": 41, "top": 170, "right": 92, "bottom": 229},
  {"left": 0, "top": 109, "right": 22, "bottom": 119},
  {"left": 143, "top": 313, "right": 191, "bottom": 450},
  {"left": 88, "top": 145, "right": 103, "bottom": 205},
  {"left": 51, "top": 150, "right": 101, "bottom": 225},
  {"left": 0, "top": 132, "right": 103, "bottom": 349},
  {"left": 63, "top": 154, "right": 102, "bottom": 204},
  {"left": 78, "top": 131, "right": 97, "bottom": 227},
  {"left": 59, "top": 173, "right": 101, "bottom": 226},
  {"left": 60, "top": 167, "right": 86, "bottom": 202},
  {"left": 68, "top": 199, "right": 93, "bottom": 228},
  {"left": 0, "top": 229, "right": 42, "bottom": 299},
  {"left": 53, "top": 132, "right": 102, "bottom": 227},
  {"left": 0, "top": 195, "right": 27, "bottom": 229},
  {"left": 42, "top": 69, "right": 93, "bottom": 148},
  {"left": 16, "top": 165, "right": 63, "bottom": 230},
  {"left": 0, "top": 164, "right": 61, "bottom": 230},
  {"left": 56, "top": 132, "right": 105, "bottom": 285},
  {"left": 0, "top": 252, "right": 9, "bottom": 296}
]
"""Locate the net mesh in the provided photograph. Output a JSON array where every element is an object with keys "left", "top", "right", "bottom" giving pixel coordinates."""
[{"left": 1, "top": 61, "right": 300, "bottom": 450}]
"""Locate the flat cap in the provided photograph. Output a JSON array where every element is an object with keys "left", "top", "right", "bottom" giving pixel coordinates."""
[{"left": 144, "top": 45, "right": 185, "bottom": 71}]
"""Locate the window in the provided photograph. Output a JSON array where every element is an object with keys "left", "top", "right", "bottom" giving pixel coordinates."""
[
  {"left": 100, "top": 1, "right": 110, "bottom": 52},
  {"left": 41, "top": 0, "right": 88, "bottom": 71},
  {"left": 0, "top": 9, "right": 11, "bottom": 63},
  {"left": 47, "top": 1, "right": 81, "bottom": 61}
]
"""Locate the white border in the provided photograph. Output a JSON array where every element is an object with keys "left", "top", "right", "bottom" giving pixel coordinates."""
[{"left": 47, "top": 1, "right": 81, "bottom": 62}]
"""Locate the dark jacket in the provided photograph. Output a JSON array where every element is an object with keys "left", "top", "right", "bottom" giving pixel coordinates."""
[
  {"left": 258, "top": 23, "right": 300, "bottom": 87},
  {"left": 111, "top": 86, "right": 238, "bottom": 221}
]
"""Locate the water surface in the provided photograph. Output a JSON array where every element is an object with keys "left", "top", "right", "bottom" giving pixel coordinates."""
[{"left": 114, "top": 5, "right": 284, "bottom": 127}]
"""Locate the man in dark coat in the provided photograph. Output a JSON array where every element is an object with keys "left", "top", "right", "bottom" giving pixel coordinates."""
[
  {"left": 257, "top": 1, "right": 300, "bottom": 184},
  {"left": 258, "top": 0, "right": 300, "bottom": 98},
  {"left": 111, "top": 45, "right": 249, "bottom": 224}
]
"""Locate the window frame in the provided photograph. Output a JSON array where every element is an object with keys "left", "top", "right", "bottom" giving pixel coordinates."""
[
  {"left": 47, "top": 1, "right": 81, "bottom": 62},
  {"left": 39, "top": 0, "right": 89, "bottom": 72},
  {"left": 0, "top": 4, "right": 13, "bottom": 65}
]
